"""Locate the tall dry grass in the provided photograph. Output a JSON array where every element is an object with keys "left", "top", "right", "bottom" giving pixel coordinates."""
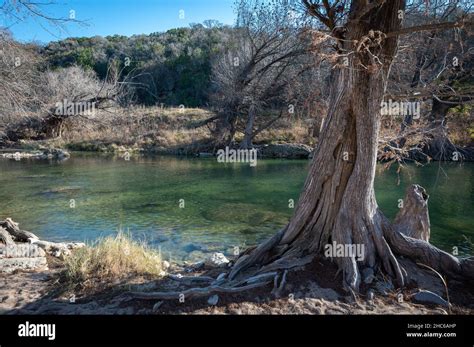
[{"left": 62, "top": 232, "right": 164, "bottom": 289}]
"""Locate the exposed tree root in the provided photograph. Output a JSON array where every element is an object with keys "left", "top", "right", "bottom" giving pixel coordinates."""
[
  {"left": 126, "top": 275, "right": 274, "bottom": 301},
  {"left": 125, "top": 185, "right": 473, "bottom": 303},
  {"left": 384, "top": 220, "right": 474, "bottom": 281}
]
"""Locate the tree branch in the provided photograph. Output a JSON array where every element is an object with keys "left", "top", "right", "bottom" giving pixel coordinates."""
[{"left": 386, "top": 20, "right": 474, "bottom": 38}]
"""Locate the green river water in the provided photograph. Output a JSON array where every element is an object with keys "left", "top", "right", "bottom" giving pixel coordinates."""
[{"left": 0, "top": 154, "right": 472, "bottom": 262}]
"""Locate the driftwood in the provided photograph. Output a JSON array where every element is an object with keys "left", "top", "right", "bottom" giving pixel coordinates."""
[
  {"left": 0, "top": 218, "right": 84, "bottom": 258},
  {"left": 384, "top": 185, "right": 474, "bottom": 281},
  {"left": 0, "top": 218, "right": 39, "bottom": 242},
  {"left": 126, "top": 277, "right": 273, "bottom": 301},
  {"left": 0, "top": 227, "right": 15, "bottom": 245}
]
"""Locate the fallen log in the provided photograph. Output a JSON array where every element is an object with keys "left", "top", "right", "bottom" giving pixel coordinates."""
[
  {"left": 0, "top": 218, "right": 85, "bottom": 258},
  {"left": 0, "top": 218, "right": 39, "bottom": 242},
  {"left": 29, "top": 239, "right": 85, "bottom": 258},
  {"left": 0, "top": 227, "right": 15, "bottom": 245},
  {"left": 126, "top": 278, "right": 273, "bottom": 301}
]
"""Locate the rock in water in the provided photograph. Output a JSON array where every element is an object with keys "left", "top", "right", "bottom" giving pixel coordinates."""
[
  {"left": 205, "top": 252, "right": 229, "bottom": 267},
  {"left": 41, "top": 148, "right": 70, "bottom": 160},
  {"left": 198, "top": 152, "right": 213, "bottom": 158},
  {"left": 413, "top": 290, "right": 450, "bottom": 308},
  {"left": 207, "top": 295, "right": 219, "bottom": 306}
]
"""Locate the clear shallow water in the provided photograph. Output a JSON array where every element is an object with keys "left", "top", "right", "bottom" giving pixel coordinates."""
[{"left": 0, "top": 153, "right": 472, "bottom": 261}]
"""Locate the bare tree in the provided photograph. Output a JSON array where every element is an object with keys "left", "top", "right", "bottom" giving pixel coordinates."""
[
  {"left": 0, "top": 30, "right": 42, "bottom": 129},
  {"left": 382, "top": 0, "right": 474, "bottom": 162},
  {"left": 209, "top": 0, "right": 315, "bottom": 149},
  {"left": 0, "top": 0, "right": 86, "bottom": 142}
]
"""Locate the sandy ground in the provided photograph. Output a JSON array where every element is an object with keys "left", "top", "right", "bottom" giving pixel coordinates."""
[{"left": 1, "top": 257, "right": 472, "bottom": 315}]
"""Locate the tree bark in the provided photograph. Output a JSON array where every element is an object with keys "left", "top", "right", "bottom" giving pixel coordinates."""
[{"left": 240, "top": 105, "right": 256, "bottom": 149}]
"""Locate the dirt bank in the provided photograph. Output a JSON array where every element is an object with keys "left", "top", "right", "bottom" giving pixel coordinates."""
[{"left": 2, "top": 256, "right": 472, "bottom": 315}]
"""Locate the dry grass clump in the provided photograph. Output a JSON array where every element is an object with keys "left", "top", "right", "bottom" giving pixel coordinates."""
[
  {"left": 62, "top": 232, "right": 164, "bottom": 289},
  {"left": 60, "top": 106, "right": 213, "bottom": 148}
]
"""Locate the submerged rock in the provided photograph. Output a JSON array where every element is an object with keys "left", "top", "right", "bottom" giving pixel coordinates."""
[
  {"left": 182, "top": 243, "right": 203, "bottom": 253},
  {"left": 198, "top": 152, "right": 214, "bottom": 158},
  {"left": 1, "top": 148, "right": 70, "bottom": 161}
]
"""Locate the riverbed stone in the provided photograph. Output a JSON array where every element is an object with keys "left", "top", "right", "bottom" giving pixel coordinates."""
[{"left": 205, "top": 252, "right": 229, "bottom": 267}]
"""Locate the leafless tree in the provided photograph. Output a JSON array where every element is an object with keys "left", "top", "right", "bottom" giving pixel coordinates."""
[{"left": 209, "top": 0, "right": 318, "bottom": 149}]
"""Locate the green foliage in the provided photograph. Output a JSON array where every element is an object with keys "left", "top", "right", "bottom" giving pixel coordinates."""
[
  {"left": 43, "top": 24, "right": 232, "bottom": 107},
  {"left": 75, "top": 47, "right": 95, "bottom": 70}
]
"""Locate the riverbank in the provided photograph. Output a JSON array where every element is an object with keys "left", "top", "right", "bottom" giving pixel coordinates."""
[
  {"left": 2, "top": 251, "right": 473, "bottom": 315},
  {"left": 2, "top": 106, "right": 473, "bottom": 161},
  {"left": 1, "top": 107, "right": 317, "bottom": 159},
  {"left": 1, "top": 218, "right": 473, "bottom": 315}
]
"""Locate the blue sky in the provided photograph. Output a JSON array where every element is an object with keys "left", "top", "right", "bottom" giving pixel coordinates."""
[{"left": 3, "top": 0, "right": 237, "bottom": 43}]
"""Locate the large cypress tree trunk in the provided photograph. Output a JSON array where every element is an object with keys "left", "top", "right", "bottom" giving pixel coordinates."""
[
  {"left": 227, "top": 0, "right": 474, "bottom": 291},
  {"left": 229, "top": 0, "right": 406, "bottom": 291}
]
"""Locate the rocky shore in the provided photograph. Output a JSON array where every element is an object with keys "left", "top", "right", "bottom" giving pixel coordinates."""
[
  {"left": 1, "top": 220, "right": 472, "bottom": 315},
  {"left": 0, "top": 148, "right": 70, "bottom": 161}
]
